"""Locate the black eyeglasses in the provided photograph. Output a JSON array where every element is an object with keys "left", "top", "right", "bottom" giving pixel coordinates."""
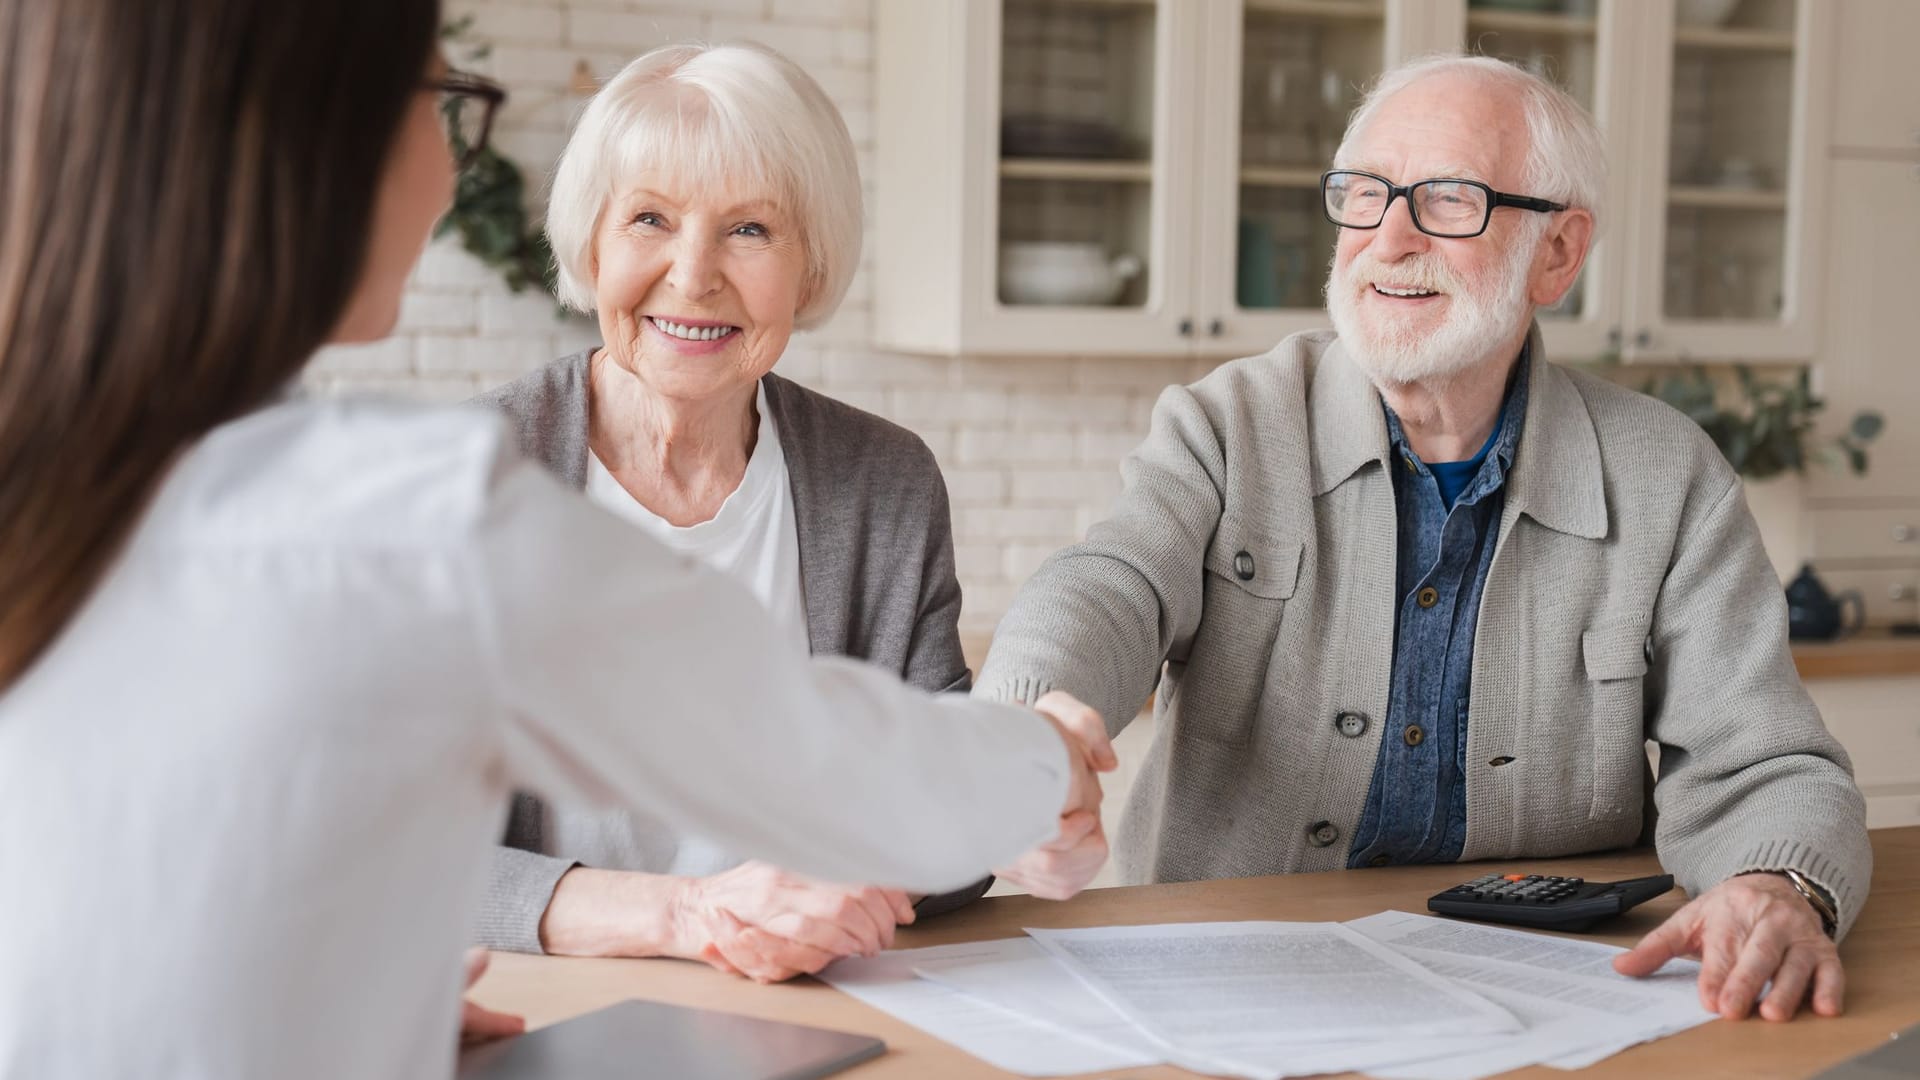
[
  {"left": 426, "top": 71, "right": 506, "bottom": 170},
  {"left": 1320, "top": 169, "right": 1567, "bottom": 239}
]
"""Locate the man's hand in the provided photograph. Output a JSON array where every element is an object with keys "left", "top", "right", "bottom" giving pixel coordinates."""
[
  {"left": 995, "top": 691, "right": 1119, "bottom": 901},
  {"left": 671, "top": 861, "right": 917, "bottom": 983},
  {"left": 459, "top": 948, "right": 526, "bottom": 1045},
  {"left": 1034, "top": 690, "right": 1119, "bottom": 816},
  {"left": 1613, "top": 873, "right": 1842, "bottom": 1021}
]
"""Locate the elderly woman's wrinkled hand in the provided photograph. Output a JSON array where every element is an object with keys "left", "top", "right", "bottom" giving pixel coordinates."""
[
  {"left": 993, "top": 691, "right": 1117, "bottom": 901},
  {"left": 670, "top": 861, "right": 916, "bottom": 983}
]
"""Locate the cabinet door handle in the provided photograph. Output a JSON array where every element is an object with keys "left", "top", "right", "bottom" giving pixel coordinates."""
[
  {"left": 1607, "top": 325, "right": 1622, "bottom": 349},
  {"left": 1894, "top": 524, "right": 1917, "bottom": 543},
  {"left": 1208, "top": 318, "right": 1224, "bottom": 337},
  {"left": 1633, "top": 329, "right": 1653, "bottom": 349},
  {"left": 1178, "top": 318, "right": 1194, "bottom": 338}
]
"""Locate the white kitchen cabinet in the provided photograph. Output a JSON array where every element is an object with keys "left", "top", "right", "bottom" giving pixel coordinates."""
[
  {"left": 1612, "top": 0, "right": 1833, "bottom": 364},
  {"left": 1800, "top": 0, "right": 1920, "bottom": 835},
  {"left": 1809, "top": 148, "right": 1920, "bottom": 508},
  {"left": 873, "top": 0, "right": 1203, "bottom": 356},
  {"left": 875, "top": 0, "right": 1838, "bottom": 363},
  {"left": 1828, "top": 0, "right": 1920, "bottom": 154},
  {"left": 1801, "top": 86, "right": 1920, "bottom": 628},
  {"left": 873, "top": 0, "right": 1430, "bottom": 358},
  {"left": 1427, "top": 0, "right": 1833, "bottom": 364},
  {"left": 1807, "top": 677, "right": 1920, "bottom": 829}
]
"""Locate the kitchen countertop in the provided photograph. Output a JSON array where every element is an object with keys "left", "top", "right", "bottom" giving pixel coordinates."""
[{"left": 1792, "top": 631, "right": 1920, "bottom": 680}]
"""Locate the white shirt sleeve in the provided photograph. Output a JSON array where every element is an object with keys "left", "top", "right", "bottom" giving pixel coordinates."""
[{"left": 466, "top": 454, "right": 1069, "bottom": 893}]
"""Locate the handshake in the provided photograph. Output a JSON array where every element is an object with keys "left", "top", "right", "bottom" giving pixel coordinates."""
[
  {"left": 1002, "top": 690, "right": 1120, "bottom": 901},
  {"left": 505, "top": 691, "right": 1123, "bottom": 1001}
]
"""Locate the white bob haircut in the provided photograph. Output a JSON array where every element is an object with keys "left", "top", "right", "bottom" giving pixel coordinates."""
[
  {"left": 1335, "top": 54, "right": 1607, "bottom": 220},
  {"left": 546, "top": 42, "right": 862, "bottom": 327}
]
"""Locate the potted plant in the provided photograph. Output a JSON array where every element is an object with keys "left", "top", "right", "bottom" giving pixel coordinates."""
[
  {"left": 437, "top": 16, "right": 567, "bottom": 306},
  {"left": 1642, "top": 366, "right": 1883, "bottom": 583}
]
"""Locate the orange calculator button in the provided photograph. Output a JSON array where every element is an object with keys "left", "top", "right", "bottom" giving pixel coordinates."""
[{"left": 1503, "top": 874, "right": 1526, "bottom": 882}]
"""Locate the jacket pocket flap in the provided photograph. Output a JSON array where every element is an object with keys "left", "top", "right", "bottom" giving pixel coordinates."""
[
  {"left": 1205, "top": 518, "right": 1302, "bottom": 600},
  {"left": 1582, "top": 621, "right": 1650, "bottom": 681}
]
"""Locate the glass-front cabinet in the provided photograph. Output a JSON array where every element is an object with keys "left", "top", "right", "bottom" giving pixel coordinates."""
[
  {"left": 1442, "top": 0, "right": 1630, "bottom": 360},
  {"left": 1620, "top": 0, "right": 1830, "bottom": 362},
  {"left": 874, "top": 0, "right": 1202, "bottom": 356},
  {"left": 1194, "top": 0, "right": 1400, "bottom": 359},
  {"left": 873, "top": 0, "right": 1834, "bottom": 361}
]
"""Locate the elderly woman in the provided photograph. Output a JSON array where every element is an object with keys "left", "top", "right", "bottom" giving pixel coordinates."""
[{"left": 471, "top": 43, "right": 1100, "bottom": 982}]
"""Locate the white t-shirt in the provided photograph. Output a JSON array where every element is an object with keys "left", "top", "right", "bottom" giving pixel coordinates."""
[
  {"left": 584, "top": 383, "right": 809, "bottom": 658},
  {"left": 0, "top": 399, "right": 1069, "bottom": 1080},
  {"left": 575, "top": 383, "right": 808, "bottom": 876}
]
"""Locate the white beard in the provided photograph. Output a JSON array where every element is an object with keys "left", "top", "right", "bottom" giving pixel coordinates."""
[{"left": 1325, "top": 229, "right": 1540, "bottom": 388}]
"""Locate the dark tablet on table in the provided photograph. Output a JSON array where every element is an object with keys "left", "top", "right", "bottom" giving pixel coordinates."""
[{"left": 457, "top": 998, "right": 886, "bottom": 1080}]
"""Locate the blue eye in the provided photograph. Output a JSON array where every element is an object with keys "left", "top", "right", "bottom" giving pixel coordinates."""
[
  {"left": 633, "top": 212, "right": 664, "bottom": 228},
  {"left": 733, "top": 222, "right": 768, "bottom": 238}
]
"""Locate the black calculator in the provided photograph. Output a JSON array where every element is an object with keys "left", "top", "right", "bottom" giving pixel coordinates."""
[{"left": 1427, "top": 873, "right": 1676, "bottom": 932}]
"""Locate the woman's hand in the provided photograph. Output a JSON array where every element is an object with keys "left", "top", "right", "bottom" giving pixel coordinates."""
[
  {"left": 670, "top": 862, "right": 918, "bottom": 983},
  {"left": 459, "top": 948, "right": 526, "bottom": 1045}
]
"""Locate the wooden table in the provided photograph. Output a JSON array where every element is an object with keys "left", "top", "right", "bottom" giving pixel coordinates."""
[{"left": 472, "top": 827, "right": 1920, "bottom": 1078}]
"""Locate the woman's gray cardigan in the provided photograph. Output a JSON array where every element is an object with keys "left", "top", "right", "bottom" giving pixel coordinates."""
[{"left": 469, "top": 350, "right": 987, "bottom": 953}]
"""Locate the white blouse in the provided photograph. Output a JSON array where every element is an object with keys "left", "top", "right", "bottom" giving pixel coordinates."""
[{"left": 0, "top": 398, "right": 1067, "bottom": 1080}]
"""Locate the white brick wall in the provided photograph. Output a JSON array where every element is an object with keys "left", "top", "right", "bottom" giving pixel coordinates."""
[{"left": 308, "top": 0, "right": 1206, "bottom": 638}]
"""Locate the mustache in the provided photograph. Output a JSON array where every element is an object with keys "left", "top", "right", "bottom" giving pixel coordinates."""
[{"left": 1337, "top": 253, "right": 1466, "bottom": 294}]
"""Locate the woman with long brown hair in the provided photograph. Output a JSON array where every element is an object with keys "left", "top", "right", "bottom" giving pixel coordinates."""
[{"left": 0, "top": 2, "right": 1112, "bottom": 1076}]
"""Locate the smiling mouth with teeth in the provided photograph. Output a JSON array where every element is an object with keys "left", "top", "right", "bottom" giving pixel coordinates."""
[
  {"left": 648, "top": 316, "right": 741, "bottom": 343},
  {"left": 1371, "top": 285, "right": 1441, "bottom": 299}
]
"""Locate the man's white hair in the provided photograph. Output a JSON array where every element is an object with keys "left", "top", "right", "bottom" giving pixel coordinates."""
[
  {"left": 1335, "top": 54, "right": 1607, "bottom": 217},
  {"left": 545, "top": 42, "right": 861, "bottom": 328}
]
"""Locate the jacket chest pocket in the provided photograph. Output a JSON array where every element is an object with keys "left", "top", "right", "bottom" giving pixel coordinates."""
[
  {"left": 1582, "top": 618, "right": 1650, "bottom": 821},
  {"left": 1204, "top": 516, "right": 1302, "bottom": 602},
  {"left": 1186, "top": 517, "right": 1303, "bottom": 747}
]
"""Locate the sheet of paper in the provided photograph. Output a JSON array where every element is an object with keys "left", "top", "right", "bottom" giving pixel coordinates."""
[
  {"left": 818, "top": 942, "right": 1159, "bottom": 1077},
  {"left": 911, "top": 936, "right": 1508, "bottom": 1080},
  {"left": 1347, "top": 909, "right": 1703, "bottom": 996},
  {"left": 1346, "top": 912, "right": 1716, "bottom": 1080},
  {"left": 1024, "top": 920, "right": 1521, "bottom": 1070},
  {"left": 909, "top": 937, "right": 1170, "bottom": 1062}
]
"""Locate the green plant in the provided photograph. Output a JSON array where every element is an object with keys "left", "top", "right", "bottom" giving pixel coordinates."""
[
  {"left": 1642, "top": 366, "right": 1883, "bottom": 481},
  {"left": 436, "top": 17, "right": 564, "bottom": 303}
]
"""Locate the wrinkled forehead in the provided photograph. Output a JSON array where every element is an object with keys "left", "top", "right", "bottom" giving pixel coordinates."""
[{"left": 1338, "top": 75, "right": 1529, "bottom": 190}]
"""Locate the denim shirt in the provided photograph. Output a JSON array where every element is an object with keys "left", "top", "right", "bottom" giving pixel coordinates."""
[{"left": 1347, "top": 355, "right": 1531, "bottom": 868}]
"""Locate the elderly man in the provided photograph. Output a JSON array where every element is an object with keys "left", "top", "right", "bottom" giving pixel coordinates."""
[{"left": 979, "top": 56, "right": 1870, "bottom": 1023}]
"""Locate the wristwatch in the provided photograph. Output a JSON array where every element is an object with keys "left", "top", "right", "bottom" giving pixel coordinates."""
[{"left": 1742, "top": 867, "right": 1839, "bottom": 938}]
